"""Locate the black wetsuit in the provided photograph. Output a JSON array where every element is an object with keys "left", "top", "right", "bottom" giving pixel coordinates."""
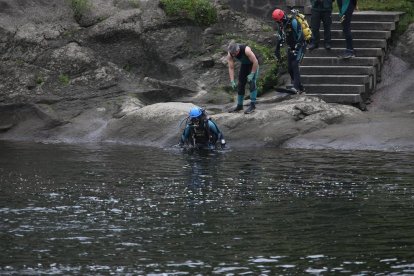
[
  {"left": 181, "top": 117, "right": 224, "bottom": 149},
  {"left": 233, "top": 45, "right": 259, "bottom": 105},
  {"left": 275, "top": 16, "right": 306, "bottom": 91}
]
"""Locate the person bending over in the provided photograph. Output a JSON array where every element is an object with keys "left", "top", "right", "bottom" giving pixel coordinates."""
[
  {"left": 227, "top": 42, "right": 260, "bottom": 114},
  {"left": 272, "top": 8, "right": 306, "bottom": 94}
]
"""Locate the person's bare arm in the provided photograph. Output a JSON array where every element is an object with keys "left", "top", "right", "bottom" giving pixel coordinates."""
[
  {"left": 227, "top": 53, "right": 235, "bottom": 81},
  {"left": 245, "top": 46, "right": 259, "bottom": 73}
]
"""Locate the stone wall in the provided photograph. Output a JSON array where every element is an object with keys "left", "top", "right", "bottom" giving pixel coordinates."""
[{"left": 220, "top": 0, "right": 311, "bottom": 20}]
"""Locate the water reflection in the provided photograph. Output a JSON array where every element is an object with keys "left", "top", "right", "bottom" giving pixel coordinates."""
[
  {"left": 1, "top": 141, "right": 414, "bottom": 275},
  {"left": 184, "top": 150, "right": 219, "bottom": 188}
]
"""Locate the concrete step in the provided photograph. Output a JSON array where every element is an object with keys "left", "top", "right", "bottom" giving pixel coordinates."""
[
  {"left": 301, "top": 66, "right": 376, "bottom": 76},
  {"left": 332, "top": 12, "right": 404, "bottom": 22},
  {"left": 303, "top": 84, "right": 365, "bottom": 94},
  {"left": 302, "top": 74, "right": 373, "bottom": 92},
  {"left": 301, "top": 74, "right": 370, "bottom": 85},
  {"left": 307, "top": 48, "right": 384, "bottom": 59},
  {"left": 298, "top": 11, "right": 404, "bottom": 106},
  {"left": 302, "top": 57, "right": 379, "bottom": 67},
  {"left": 331, "top": 21, "right": 395, "bottom": 31},
  {"left": 306, "top": 93, "right": 362, "bottom": 104},
  {"left": 320, "top": 30, "right": 391, "bottom": 39},
  {"left": 319, "top": 38, "right": 387, "bottom": 49}
]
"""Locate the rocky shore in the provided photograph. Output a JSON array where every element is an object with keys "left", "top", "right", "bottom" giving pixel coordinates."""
[{"left": 0, "top": 0, "right": 413, "bottom": 151}]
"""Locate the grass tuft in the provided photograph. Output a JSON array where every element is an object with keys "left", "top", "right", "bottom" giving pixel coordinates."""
[
  {"left": 159, "top": 0, "right": 217, "bottom": 26},
  {"left": 70, "top": 0, "right": 91, "bottom": 21},
  {"left": 59, "top": 74, "right": 70, "bottom": 86}
]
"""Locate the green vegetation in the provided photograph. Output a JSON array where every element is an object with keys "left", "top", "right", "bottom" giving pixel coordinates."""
[
  {"left": 159, "top": 0, "right": 217, "bottom": 26},
  {"left": 70, "top": 0, "right": 91, "bottom": 21},
  {"left": 123, "top": 64, "right": 132, "bottom": 72},
  {"left": 63, "top": 29, "right": 75, "bottom": 38},
  {"left": 129, "top": 0, "right": 140, "bottom": 8},
  {"left": 261, "top": 25, "right": 273, "bottom": 32},
  {"left": 218, "top": 35, "right": 286, "bottom": 96},
  {"left": 59, "top": 74, "right": 70, "bottom": 86},
  {"left": 245, "top": 40, "right": 286, "bottom": 96},
  {"left": 258, "top": 64, "right": 281, "bottom": 95},
  {"left": 361, "top": 0, "right": 414, "bottom": 35},
  {"left": 334, "top": 0, "right": 414, "bottom": 35},
  {"left": 36, "top": 76, "right": 44, "bottom": 85},
  {"left": 15, "top": 59, "right": 24, "bottom": 66}
]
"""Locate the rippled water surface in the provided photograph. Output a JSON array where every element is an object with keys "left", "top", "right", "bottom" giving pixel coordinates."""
[{"left": 1, "top": 141, "right": 414, "bottom": 275}]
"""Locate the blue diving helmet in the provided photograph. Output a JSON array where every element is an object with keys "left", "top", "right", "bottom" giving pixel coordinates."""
[{"left": 189, "top": 107, "right": 203, "bottom": 119}]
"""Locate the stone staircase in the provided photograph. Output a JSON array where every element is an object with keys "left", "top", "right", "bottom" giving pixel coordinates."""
[{"left": 301, "top": 11, "right": 404, "bottom": 109}]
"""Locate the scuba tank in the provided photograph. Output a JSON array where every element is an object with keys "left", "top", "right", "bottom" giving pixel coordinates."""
[
  {"left": 179, "top": 107, "right": 226, "bottom": 149},
  {"left": 290, "top": 9, "right": 312, "bottom": 43}
]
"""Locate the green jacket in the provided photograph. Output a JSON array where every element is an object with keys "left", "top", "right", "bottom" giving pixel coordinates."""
[
  {"left": 310, "top": 0, "right": 334, "bottom": 11},
  {"left": 338, "top": 0, "right": 357, "bottom": 17}
]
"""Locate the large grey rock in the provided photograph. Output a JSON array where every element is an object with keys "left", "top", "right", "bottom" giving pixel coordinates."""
[
  {"left": 104, "top": 102, "right": 193, "bottom": 146},
  {"left": 285, "top": 53, "right": 414, "bottom": 152},
  {"left": 0, "top": 0, "right": 75, "bottom": 32},
  {"left": 0, "top": 97, "right": 363, "bottom": 148},
  {"left": 394, "top": 23, "right": 414, "bottom": 67},
  {"left": 285, "top": 112, "right": 414, "bottom": 151}
]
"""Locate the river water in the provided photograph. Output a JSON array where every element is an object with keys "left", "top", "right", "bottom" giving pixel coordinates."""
[{"left": 1, "top": 140, "right": 414, "bottom": 275}]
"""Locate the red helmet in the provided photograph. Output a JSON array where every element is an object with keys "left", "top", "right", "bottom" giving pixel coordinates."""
[{"left": 272, "top": 9, "right": 285, "bottom": 22}]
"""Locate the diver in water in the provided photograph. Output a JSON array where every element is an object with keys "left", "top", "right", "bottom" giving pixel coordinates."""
[{"left": 180, "top": 106, "right": 226, "bottom": 150}]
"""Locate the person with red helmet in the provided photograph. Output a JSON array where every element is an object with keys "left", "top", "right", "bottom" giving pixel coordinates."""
[
  {"left": 272, "top": 8, "right": 285, "bottom": 22},
  {"left": 272, "top": 8, "right": 306, "bottom": 94}
]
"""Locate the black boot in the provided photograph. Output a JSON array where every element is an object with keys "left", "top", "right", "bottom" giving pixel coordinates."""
[
  {"left": 244, "top": 102, "right": 256, "bottom": 114},
  {"left": 229, "top": 104, "right": 243, "bottom": 113},
  {"left": 338, "top": 50, "right": 355, "bottom": 59},
  {"left": 299, "top": 85, "right": 306, "bottom": 94},
  {"left": 307, "top": 43, "right": 318, "bottom": 51}
]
